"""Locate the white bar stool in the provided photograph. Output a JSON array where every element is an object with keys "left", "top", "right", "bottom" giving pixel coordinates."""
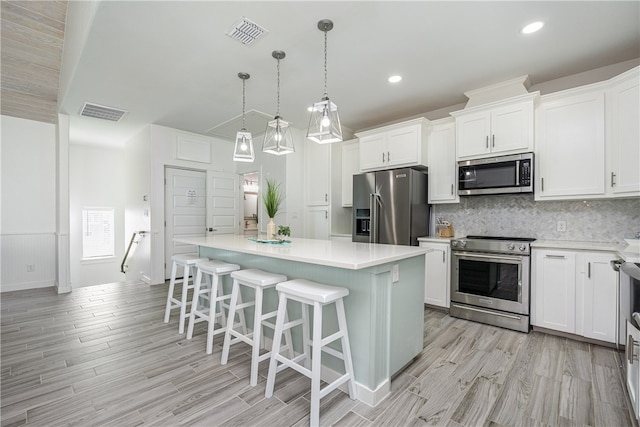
[
  {"left": 163, "top": 253, "right": 208, "bottom": 334},
  {"left": 265, "top": 279, "right": 356, "bottom": 427},
  {"left": 221, "top": 268, "right": 293, "bottom": 386},
  {"left": 186, "top": 259, "right": 245, "bottom": 354}
]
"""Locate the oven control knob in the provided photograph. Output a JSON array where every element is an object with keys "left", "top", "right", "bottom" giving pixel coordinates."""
[
  {"left": 519, "top": 245, "right": 527, "bottom": 252},
  {"left": 507, "top": 243, "right": 515, "bottom": 250},
  {"left": 460, "top": 240, "right": 467, "bottom": 248},
  {"left": 451, "top": 240, "right": 458, "bottom": 247}
]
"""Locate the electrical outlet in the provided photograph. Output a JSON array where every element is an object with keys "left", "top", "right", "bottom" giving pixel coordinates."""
[
  {"left": 557, "top": 221, "right": 567, "bottom": 232},
  {"left": 392, "top": 264, "right": 399, "bottom": 283}
]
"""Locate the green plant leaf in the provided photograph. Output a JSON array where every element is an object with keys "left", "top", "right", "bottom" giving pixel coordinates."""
[{"left": 262, "top": 178, "right": 284, "bottom": 218}]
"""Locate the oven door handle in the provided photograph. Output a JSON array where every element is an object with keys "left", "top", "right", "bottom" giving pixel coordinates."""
[{"left": 454, "top": 252, "right": 526, "bottom": 262}]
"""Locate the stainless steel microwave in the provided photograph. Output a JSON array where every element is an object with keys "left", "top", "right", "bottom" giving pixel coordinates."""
[{"left": 458, "top": 152, "right": 533, "bottom": 196}]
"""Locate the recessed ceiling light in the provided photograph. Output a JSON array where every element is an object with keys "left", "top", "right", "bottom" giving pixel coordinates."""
[
  {"left": 522, "top": 21, "right": 544, "bottom": 34},
  {"left": 388, "top": 75, "right": 402, "bottom": 83}
]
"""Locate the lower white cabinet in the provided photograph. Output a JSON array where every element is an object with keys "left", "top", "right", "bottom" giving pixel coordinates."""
[
  {"left": 532, "top": 248, "right": 617, "bottom": 343},
  {"left": 420, "top": 240, "right": 450, "bottom": 308},
  {"left": 305, "top": 207, "right": 329, "bottom": 240}
]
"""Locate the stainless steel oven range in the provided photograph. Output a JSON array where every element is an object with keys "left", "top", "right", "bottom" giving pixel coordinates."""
[{"left": 450, "top": 236, "right": 536, "bottom": 333}]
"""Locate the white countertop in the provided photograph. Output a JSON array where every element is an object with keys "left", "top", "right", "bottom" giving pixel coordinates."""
[{"left": 174, "top": 234, "right": 429, "bottom": 270}]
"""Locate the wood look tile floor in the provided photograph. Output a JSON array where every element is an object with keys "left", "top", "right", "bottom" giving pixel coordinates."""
[{"left": 1, "top": 282, "right": 634, "bottom": 426}]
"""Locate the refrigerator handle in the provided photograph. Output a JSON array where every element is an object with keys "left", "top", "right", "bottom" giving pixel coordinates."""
[{"left": 371, "top": 192, "right": 381, "bottom": 244}]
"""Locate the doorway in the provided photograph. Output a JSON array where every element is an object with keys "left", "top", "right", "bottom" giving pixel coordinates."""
[{"left": 242, "top": 172, "right": 259, "bottom": 235}]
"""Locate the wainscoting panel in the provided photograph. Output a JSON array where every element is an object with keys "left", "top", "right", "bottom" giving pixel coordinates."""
[{"left": 1, "top": 233, "right": 56, "bottom": 292}]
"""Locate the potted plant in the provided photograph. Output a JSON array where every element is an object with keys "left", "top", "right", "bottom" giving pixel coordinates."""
[{"left": 262, "top": 178, "right": 284, "bottom": 239}]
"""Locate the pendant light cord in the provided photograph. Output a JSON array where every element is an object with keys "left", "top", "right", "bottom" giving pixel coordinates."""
[
  {"left": 276, "top": 57, "right": 281, "bottom": 116},
  {"left": 323, "top": 29, "right": 328, "bottom": 97},
  {"left": 241, "top": 78, "right": 246, "bottom": 130}
]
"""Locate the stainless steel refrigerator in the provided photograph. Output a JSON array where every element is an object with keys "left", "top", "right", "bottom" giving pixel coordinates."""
[{"left": 352, "top": 168, "right": 430, "bottom": 246}]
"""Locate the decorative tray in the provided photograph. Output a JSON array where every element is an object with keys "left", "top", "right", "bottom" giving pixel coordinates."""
[{"left": 248, "top": 238, "right": 291, "bottom": 245}]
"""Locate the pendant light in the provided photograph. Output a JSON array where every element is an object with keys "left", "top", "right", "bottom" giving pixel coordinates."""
[
  {"left": 233, "top": 72, "right": 255, "bottom": 162},
  {"left": 306, "top": 19, "right": 342, "bottom": 144},
  {"left": 262, "top": 50, "right": 295, "bottom": 155}
]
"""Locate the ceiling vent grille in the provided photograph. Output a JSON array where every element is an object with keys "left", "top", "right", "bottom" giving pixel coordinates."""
[
  {"left": 79, "top": 102, "right": 127, "bottom": 121},
  {"left": 226, "top": 17, "right": 268, "bottom": 46}
]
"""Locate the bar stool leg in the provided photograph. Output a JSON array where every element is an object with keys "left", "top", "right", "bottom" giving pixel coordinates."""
[
  {"left": 186, "top": 267, "right": 204, "bottom": 339},
  {"left": 203, "top": 272, "right": 218, "bottom": 354},
  {"left": 336, "top": 298, "right": 356, "bottom": 399},
  {"left": 302, "top": 303, "right": 311, "bottom": 369},
  {"left": 164, "top": 261, "right": 178, "bottom": 323},
  {"left": 178, "top": 263, "right": 192, "bottom": 334},
  {"left": 220, "top": 279, "right": 240, "bottom": 365},
  {"left": 265, "top": 292, "right": 288, "bottom": 398},
  {"left": 310, "top": 300, "right": 323, "bottom": 427},
  {"left": 250, "top": 286, "right": 264, "bottom": 387}
]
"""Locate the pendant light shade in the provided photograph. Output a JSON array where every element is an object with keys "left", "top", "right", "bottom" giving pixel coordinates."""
[
  {"left": 263, "top": 50, "right": 294, "bottom": 155},
  {"left": 307, "top": 19, "right": 343, "bottom": 144},
  {"left": 233, "top": 72, "right": 255, "bottom": 162}
]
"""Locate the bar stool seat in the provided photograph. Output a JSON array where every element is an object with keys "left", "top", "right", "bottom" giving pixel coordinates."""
[
  {"left": 163, "top": 253, "right": 208, "bottom": 333},
  {"left": 221, "top": 268, "right": 292, "bottom": 386},
  {"left": 186, "top": 259, "right": 244, "bottom": 354},
  {"left": 265, "top": 279, "right": 356, "bottom": 427}
]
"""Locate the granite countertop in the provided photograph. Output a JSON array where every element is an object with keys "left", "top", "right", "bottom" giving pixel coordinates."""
[{"left": 174, "top": 234, "right": 430, "bottom": 270}]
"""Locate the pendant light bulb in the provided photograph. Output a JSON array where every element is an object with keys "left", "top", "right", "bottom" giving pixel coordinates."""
[
  {"left": 263, "top": 51, "right": 295, "bottom": 155},
  {"left": 233, "top": 72, "right": 255, "bottom": 162},
  {"left": 307, "top": 19, "right": 343, "bottom": 144}
]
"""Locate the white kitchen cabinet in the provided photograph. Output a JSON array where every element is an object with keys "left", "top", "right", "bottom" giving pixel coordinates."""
[
  {"left": 420, "top": 240, "right": 450, "bottom": 308},
  {"left": 532, "top": 249, "right": 577, "bottom": 333},
  {"left": 452, "top": 94, "right": 536, "bottom": 160},
  {"left": 532, "top": 248, "right": 618, "bottom": 343},
  {"left": 341, "top": 140, "right": 359, "bottom": 207},
  {"left": 535, "top": 84, "right": 606, "bottom": 200},
  {"left": 427, "top": 118, "right": 458, "bottom": 204},
  {"left": 356, "top": 118, "right": 428, "bottom": 171},
  {"left": 578, "top": 252, "right": 618, "bottom": 342},
  {"left": 607, "top": 66, "right": 640, "bottom": 198},
  {"left": 305, "top": 141, "right": 330, "bottom": 206},
  {"left": 305, "top": 207, "right": 329, "bottom": 240}
]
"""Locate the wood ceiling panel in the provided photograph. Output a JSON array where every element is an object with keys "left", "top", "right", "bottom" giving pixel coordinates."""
[{"left": 0, "top": 1, "right": 67, "bottom": 124}]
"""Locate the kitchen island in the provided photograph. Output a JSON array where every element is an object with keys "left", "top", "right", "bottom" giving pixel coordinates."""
[{"left": 173, "top": 234, "right": 429, "bottom": 406}]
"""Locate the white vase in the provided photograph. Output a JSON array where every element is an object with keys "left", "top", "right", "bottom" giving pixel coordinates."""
[{"left": 267, "top": 218, "right": 277, "bottom": 240}]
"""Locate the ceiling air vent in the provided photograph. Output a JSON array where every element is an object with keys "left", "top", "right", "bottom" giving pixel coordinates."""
[
  {"left": 226, "top": 17, "right": 268, "bottom": 46},
  {"left": 79, "top": 102, "right": 127, "bottom": 121}
]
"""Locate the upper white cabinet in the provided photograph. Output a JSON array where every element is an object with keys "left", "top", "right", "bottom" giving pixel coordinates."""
[
  {"left": 535, "top": 66, "right": 640, "bottom": 201},
  {"left": 305, "top": 141, "right": 330, "bottom": 206},
  {"left": 532, "top": 248, "right": 618, "bottom": 343},
  {"left": 356, "top": 118, "right": 428, "bottom": 171},
  {"left": 451, "top": 94, "right": 536, "bottom": 160},
  {"left": 535, "top": 84, "right": 606, "bottom": 200},
  {"left": 341, "top": 140, "right": 360, "bottom": 207},
  {"left": 427, "top": 118, "right": 458, "bottom": 204},
  {"left": 607, "top": 66, "right": 640, "bottom": 197}
]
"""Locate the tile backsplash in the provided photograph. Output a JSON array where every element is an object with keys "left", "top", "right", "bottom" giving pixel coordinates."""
[{"left": 433, "top": 195, "right": 640, "bottom": 243}]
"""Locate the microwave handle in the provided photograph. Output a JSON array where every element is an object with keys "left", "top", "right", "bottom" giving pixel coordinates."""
[{"left": 515, "top": 160, "right": 520, "bottom": 185}]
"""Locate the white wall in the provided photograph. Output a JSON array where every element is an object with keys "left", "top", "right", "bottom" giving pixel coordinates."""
[
  {"left": 69, "top": 143, "right": 126, "bottom": 287},
  {"left": 148, "top": 125, "right": 235, "bottom": 284},
  {"left": 123, "top": 126, "right": 152, "bottom": 284},
  {"left": 1, "top": 115, "right": 57, "bottom": 292}
]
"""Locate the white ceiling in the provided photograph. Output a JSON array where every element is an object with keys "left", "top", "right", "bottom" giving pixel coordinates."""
[{"left": 59, "top": 1, "right": 640, "bottom": 146}]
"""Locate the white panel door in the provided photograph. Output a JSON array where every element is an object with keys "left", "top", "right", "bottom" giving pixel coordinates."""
[
  {"left": 207, "top": 171, "right": 240, "bottom": 236},
  {"left": 165, "top": 168, "right": 206, "bottom": 278}
]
